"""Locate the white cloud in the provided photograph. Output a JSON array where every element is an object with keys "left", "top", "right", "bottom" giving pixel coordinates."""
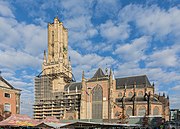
[
  {"left": 119, "top": 5, "right": 180, "bottom": 40},
  {"left": 69, "top": 48, "right": 116, "bottom": 80},
  {"left": 0, "top": 50, "right": 41, "bottom": 70},
  {"left": 19, "top": 23, "right": 47, "bottom": 55},
  {"left": 20, "top": 89, "right": 34, "bottom": 116},
  {"left": 9, "top": 80, "right": 32, "bottom": 88},
  {"left": 0, "top": 17, "right": 47, "bottom": 56},
  {"left": 100, "top": 20, "right": 130, "bottom": 41},
  {"left": 61, "top": 0, "right": 93, "bottom": 18},
  {"left": 0, "top": 2, "right": 47, "bottom": 72},
  {"left": 114, "top": 36, "right": 150, "bottom": 62},
  {"left": 0, "top": 17, "right": 20, "bottom": 47},
  {"left": 65, "top": 16, "right": 98, "bottom": 50},
  {"left": 115, "top": 62, "right": 180, "bottom": 92},
  {"left": 94, "top": 0, "right": 120, "bottom": 18},
  {"left": 171, "top": 85, "right": 180, "bottom": 91},
  {"left": 170, "top": 94, "right": 180, "bottom": 109},
  {"left": 146, "top": 47, "right": 178, "bottom": 67},
  {"left": 69, "top": 48, "right": 115, "bottom": 66},
  {"left": 0, "top": 1, "right": 14, "bottom": 18}
]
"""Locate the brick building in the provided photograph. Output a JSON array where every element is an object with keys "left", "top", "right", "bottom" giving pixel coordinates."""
[
  {"left": 34, "top": 17, "right": 170, "bottom": 123},
  {"left": 0, "top": 75, "right": 21, "bottom": 120}
]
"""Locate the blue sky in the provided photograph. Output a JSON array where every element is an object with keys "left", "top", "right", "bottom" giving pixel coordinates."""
[{"left": 0, "top": 0, "right": 180, "bottom": 117}]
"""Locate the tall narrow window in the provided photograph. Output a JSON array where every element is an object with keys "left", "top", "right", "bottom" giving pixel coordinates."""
[
  {"left": 52, "top": 31, "right": 54, "bottom": 57},
  {"left": 138, "top": 106, "right": 146, "bottom": 116},
  {"left": 4, "top": 103, "right": 11, "bottom": 112},
  {"left": 92, "top": 85, "right": 103, "bottom": 119},
  {"left": 153, "top": 106, "right": 159, "bottom": 115},
  {"left": 126, "top": 106, "right": 133, "bottom": 116}
]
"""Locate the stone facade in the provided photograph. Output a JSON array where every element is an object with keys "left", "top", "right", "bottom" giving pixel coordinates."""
[
  {"left": 0, "top": 75, "right": 21, "bottom": 120},
  {"left": 34, "top": 17, "right": 170, "bottom": 122}
]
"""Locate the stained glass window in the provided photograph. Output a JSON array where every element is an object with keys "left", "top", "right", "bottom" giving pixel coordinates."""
[
  {"left": 92, "top": 85, "right": 103, "bottom": 119},
  {"left": 153, "top": 106, "right": 159, "bottom": 115},
  {"left": 138, "top": 106, "right": 146, "bottom": 116},
  {"left": 126, "top": 106, "right": 133, "bottom": 116}
]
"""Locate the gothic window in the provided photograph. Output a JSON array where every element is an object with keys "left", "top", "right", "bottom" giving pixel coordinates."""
[
  {"left": 138, "top": 91, "right": 143, "bottom": 96},
  {"left": 118, "top": 92, "right": 122, "bottom": 97},
  {"left": 153, "top": 106, "right": 159, "bottom": 115},
  {"left": 138, "top": 106, "right": 146, "bottom": 116},
  {"left": 52, "top": 31, "right": 54, "bottom": 57},
  {"left": 126, "top": 106, "right": 133, "bottom": 116},
  {"left": 128, "top": 92, "right": 133, "bottom": 97},
  {"left": 92, "top": 85, "right": 103, "bottom": 119}
]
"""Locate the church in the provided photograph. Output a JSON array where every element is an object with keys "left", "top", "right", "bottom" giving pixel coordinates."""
[{"left": 33, "top": 17, "right": 170, "bottom": 123}]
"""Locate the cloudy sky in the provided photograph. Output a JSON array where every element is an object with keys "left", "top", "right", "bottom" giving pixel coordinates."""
[{"left": 0, "top": 0, "right": 180, "bottom": 116}]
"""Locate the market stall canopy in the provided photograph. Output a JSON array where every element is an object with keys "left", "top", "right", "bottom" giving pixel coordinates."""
[
  {"left": 42, "top": 116, "right": 60, "bottom": 123},
  {"left": 58, "top": 121, "right": 142, "bottom": 128},
  {"left": 36, "top": 122, "right": 68, "bottom": 128},
  {"left": 0, "top": 114, "right": 39, "bottom": 127}
]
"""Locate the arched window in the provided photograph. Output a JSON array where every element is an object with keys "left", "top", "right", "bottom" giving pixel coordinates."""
[
  {"left": 128, "top": 92, "right": 133, "bottom": 97},
  {"left": 4, "top": 103, "right": 11, "bottom": 112},
  {"left": 68, "top": 116, "right": 73, "bottom": 120},
  {"left": 92, "top": 85, "right": 103, "bottom": 119},
  {"left": 153, "top": 106, "right": 159, "bottom": 115},
  {"left": 138, "top": 106, "right": 146, "bottom": 116},
  {"left": 126, "top": 106, "right": 133, "bottom": 116},
  {"left": 138, "top": 91, "right": 143, "bottom": 96},
  {"left": 118, "top": 92, "right": 122, "bottom": 97}
]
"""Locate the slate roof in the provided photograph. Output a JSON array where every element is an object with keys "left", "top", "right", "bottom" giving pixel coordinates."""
[
  {"left": 64, "top": 82, "right": 82, "bottom": 91},
  {"left": 87, "top": 68, "right": 108, "bottom": 82},
  {"left": 92, "top": 68, "right": 106, "bottom": 79},
  {"left": 116, "top": 75, "right": 151, "bottom": 89}
]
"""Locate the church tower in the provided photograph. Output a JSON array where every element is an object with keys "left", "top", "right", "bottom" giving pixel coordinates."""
[{"left": 42, "top": 17, "right": 72, "bottom": 92}]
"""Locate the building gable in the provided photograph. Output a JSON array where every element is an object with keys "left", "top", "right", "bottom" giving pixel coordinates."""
[{"left": 0, "top": 76, "right": 14, "bottom": 89}]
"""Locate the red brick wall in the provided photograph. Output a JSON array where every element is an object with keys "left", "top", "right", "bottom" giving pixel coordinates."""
[{"left": 0, "top": 88, "right": 17, "bottom": 114}]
